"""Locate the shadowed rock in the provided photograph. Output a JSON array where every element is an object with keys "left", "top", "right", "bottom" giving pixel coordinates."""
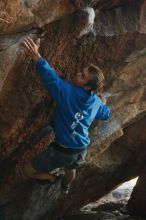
[{"left": 0, "top": 0, "right": 146, "bottom": 219}]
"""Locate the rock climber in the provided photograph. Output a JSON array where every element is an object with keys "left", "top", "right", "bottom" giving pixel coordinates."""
[{"left": 22, "top": 36, "right": 110, "bottom": 194}]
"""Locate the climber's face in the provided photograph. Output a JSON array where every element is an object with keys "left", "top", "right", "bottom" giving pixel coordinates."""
[{"left": 72, "top": 67, "right": 92, "bottom": 90}]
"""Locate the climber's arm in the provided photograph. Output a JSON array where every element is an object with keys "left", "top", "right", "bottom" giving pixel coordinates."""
[
  {"left": 95, "top": 102, "right": 111, "bottom": 121},
  {"left": 22, "top": 36, "right": 72, "bottom": 103}
]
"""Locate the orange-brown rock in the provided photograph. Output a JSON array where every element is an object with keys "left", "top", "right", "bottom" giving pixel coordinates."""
[{"left": 0, "top": 0, "right": 146, "bottom": 220}]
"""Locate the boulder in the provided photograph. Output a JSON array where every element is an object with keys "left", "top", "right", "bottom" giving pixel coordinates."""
[{"left": 0, "top": 0, "right": 146, "bottom": 219}]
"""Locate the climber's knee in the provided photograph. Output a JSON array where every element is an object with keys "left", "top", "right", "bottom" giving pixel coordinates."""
[
  {"left": 63, "top": 168, "right": 76, "bottom": 185},
  {"left": 66, "top": 168, "right": 76, "bottom": 179}
]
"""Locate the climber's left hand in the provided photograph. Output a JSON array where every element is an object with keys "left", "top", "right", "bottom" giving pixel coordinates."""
[{"left": 22, "top": 36, "right": 41, "bottom": 61}]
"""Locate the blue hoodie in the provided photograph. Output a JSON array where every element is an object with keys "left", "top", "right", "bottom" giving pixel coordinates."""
[{"left": 34, "top": 58, "right": 110, "bottom": 149}]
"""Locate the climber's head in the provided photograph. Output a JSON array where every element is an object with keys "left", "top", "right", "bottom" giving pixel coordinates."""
[{"left": 72, "top": 64, "right": 105, "bottom": 93}]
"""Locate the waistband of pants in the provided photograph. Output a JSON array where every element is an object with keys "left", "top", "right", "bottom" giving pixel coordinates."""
[{"left": 53, "top": 142, "right": 86, "bottom": 154}]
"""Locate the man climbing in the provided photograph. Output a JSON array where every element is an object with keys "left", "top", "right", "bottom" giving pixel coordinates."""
[{"left": 22, "top": 36, "right": 110, "bottom": 194}]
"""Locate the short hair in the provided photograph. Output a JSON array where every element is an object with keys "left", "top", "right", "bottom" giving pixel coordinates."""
[{"left": 86, "top": 64, "right": 105, "bottom": 93}]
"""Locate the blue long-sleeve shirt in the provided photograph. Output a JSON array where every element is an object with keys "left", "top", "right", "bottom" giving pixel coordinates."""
[{"left": 34, "top": 58, "right": 110, "bottom": 149}]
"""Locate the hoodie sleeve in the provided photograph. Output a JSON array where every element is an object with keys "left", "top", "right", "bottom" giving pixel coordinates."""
[
  {"left": 34, "top": 57, "right": 72, "bottom": 103},
  {"left": 95, "top": 102, "right": 111, "bottom": 120}
]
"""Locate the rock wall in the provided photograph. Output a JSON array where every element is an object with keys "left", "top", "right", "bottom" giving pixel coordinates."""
[{"left": 0, "top": 0, "right": 146, "bottom": 219}]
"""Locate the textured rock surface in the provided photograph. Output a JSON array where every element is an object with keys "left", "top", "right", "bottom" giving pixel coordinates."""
[{"left": 0, "top": 0, "right": 146, "bottom": 220}]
